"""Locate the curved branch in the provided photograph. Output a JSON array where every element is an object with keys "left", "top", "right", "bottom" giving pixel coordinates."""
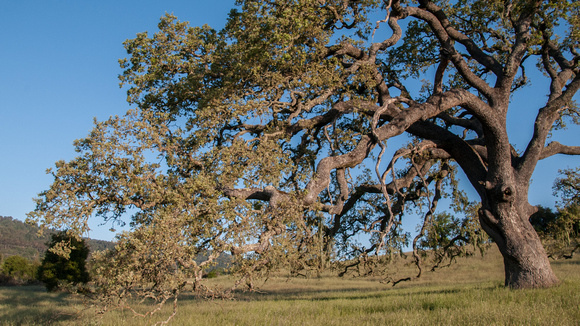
[
  {"left": 540, "top": 142, "right": 580, "bottom": 160},
  {"left": 435, "top": 111, "right": 484, "bottom": 137},
  {"left": 328, "top": 150, "right": 443, "bottom": 239},
  {"left": 405, "top": 5, "right": 496, "bottom": 100},
  {"left": 498, "top": 1, "right": 540, "bottom": 91},
  {"left": 419, "top": 0, "right": 503, "bottom": 77},
  {"left": 518, "top": 75, "right": 580, "bottom": 180},
  {"left": 541, "top": 33, "right": 577, "bottom": 102},
  {"left": 412, "top": 162, "right": 445, "bottom": 278},
  {"left": 433, "top": 56, "right": 450, "bottom": 95},
  {"left": 370, "top": 11, "right": 404, "bottom": 53},
  {"left": 406, "top": 121, "right": 488, "bottom": 196},
  {"left": 304, "top": 89, "right": 477, "bottom": 206}
]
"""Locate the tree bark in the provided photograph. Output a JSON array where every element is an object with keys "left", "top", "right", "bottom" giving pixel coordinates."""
[{"left": 479, "top": 195, "right": 559, "bottom": 289}]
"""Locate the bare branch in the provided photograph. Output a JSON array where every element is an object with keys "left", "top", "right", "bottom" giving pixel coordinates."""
[
  {"left": 304, "top": 89, "right": 479, "bottom": 206},
  {"left": 499, "top": 1, "right": 541, "bottom": 91},
  {"left": 518, "top": 75, "right": 580, "bottom": 180},
  {"left": 404, "top": 6, "right": 496, "bottom": 99},
  {"left": 420, "top": 0, "right": 504, "bottom": 77},
  {"left": 411, "top": 161, "right": 446, "bottom": 278},
  {"left": 540, "top": 142, "right": 580, "bottom": 160}
]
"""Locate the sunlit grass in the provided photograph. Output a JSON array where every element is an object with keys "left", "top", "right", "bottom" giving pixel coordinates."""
[{"left": 1, "top": 247, "right": 579, "bottom": 325}]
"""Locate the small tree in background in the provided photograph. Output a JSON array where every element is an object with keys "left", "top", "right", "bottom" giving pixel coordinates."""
[
  {"left": 549, "top": 168, "right": 580, "bottom": 258},
  {"left": 529, "top": 169, "right": 580, "bottom": 259},
  {"left": 38, "top": 231, "right": 90, "bottom": 292},
  {"left": 0, "top": 255, "right": 37, "bottom": 285},
  {"left": 529, "top": 206, "right": 559, "bottom": 235}
]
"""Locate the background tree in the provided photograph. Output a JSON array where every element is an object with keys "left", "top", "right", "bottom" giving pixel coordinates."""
[
  {"left": 0, "top": 255, "right": 37, "bottom": 285},
  {"left": 529, "top": 205, "right": 558, "bottom": 235},
  {"left": 540, "top": 167, "right": 580, "bottom": 258},
  {"left": 554, "top": 167, "right": 580, "bottom": 207},
  {"left": 38, "top": 231, "right": 90, "bottom": 292},
  {"left": 28, "top": 0, "right": 579, "bottom": 316}
]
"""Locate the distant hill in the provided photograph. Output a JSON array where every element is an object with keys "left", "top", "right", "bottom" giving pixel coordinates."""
[
  {"left": 0, "top": 216, "right": 232, "bottom": 270},
  {"left": 0, "top": 216, "right": 115, "bottom": 262}
]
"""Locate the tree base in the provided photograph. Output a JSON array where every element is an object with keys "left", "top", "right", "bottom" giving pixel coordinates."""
[{"left": 503, "top": 256, "right": 559, "bottom": 289}]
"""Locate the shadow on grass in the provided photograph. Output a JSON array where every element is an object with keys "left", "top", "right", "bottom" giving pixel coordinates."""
[
  {"left": 0, "top": 285, "right": 82, "bottom": 325},
  {"left": 552, "top": 259, "right": 580, "bottom": 266},
  {"left": 179, "top": 281, "right": 471, "bottom": 304},
  {"left": 187, "top": 284, "right": 482, "bottom": 316}
]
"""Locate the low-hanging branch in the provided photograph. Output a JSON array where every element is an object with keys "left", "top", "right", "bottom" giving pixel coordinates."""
[{"left": 28, "top": 0, "right": 580, "bottom": 321}]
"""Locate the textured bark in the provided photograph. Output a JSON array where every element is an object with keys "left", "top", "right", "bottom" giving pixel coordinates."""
[{"left": 479, "top": 192, "right": 559, "bottom": 288}]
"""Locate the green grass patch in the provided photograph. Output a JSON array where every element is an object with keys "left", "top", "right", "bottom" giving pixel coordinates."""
[{"left": 1, "top": 248, "right": 579, "bottom": 325}]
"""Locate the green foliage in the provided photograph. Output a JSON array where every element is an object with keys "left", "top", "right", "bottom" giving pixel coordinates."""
[
  {"left": 552, "top": 205, "right": 580, "bottom": 250},
  {"left": 552, "top": 168, "right": 580, "bottom": 255},
  {"left": 0, "top": 255, "right": 37, "bottom": 285},
  {"left": 27, "top": 0, "right": 580, "bottom": 318},
  {"left": 530, "top": 168, "right": 580, "bottom": 258},
  {"left": 554, "top": 167, "right": 580, "bottom": 207},
  {"left": 533, "top": 206, "right": 580, "bottom": 259},
  {"left": 37, "top": 232, "right": 90, "bottom": 292},
  {"left": 203, "top": 267, "right": 226, "bottom": 279},
  {"left": 530, "top": 205, "right": 559, "bottom": 233},
  {"left": 420, "top": 210, "right": 487, "bottom": 254}
]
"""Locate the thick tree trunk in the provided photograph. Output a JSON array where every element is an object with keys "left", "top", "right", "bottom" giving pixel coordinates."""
[{"left": 479, "top": 200, "right": 559, "bottom": 289}]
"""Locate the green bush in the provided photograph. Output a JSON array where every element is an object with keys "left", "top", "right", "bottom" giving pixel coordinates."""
[
  {"left": 204, "top": 268, "right": 225, "bottom": 279},
  {"left": 37, "top": 232, "right": 90, "bottom": 292},
  {"left": 0, "top": 255, "right": 37, "bottom": 285}
]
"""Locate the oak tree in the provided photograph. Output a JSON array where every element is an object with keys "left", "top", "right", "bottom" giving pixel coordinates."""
[{"left": 28, "top": 0, "right": 580, "bottom": 316}]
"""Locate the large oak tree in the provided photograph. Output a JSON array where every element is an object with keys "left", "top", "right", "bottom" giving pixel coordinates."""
[{"left": 29, "top": 0, "right": 579, "bottom": 312}]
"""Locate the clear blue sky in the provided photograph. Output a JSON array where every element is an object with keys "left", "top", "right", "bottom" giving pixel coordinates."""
[
  {"left": 0, "top": 0, "right": 235, "bottom": 240},
  {"left": 0, "top": 1, "right": 578, "bottom": 241}
]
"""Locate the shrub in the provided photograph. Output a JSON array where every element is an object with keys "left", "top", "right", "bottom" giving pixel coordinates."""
[
  {"left": 0, "top": 255, "right": 37, "bottom": 285},
  {"left": 38, "top": 232, "right": 90, "bottom": 292}
]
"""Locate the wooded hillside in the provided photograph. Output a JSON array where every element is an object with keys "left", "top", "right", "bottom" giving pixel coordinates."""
[{"left": 0, "top": 216, "right": 114, "bottom": 262}]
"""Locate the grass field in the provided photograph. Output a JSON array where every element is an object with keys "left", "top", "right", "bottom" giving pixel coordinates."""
[{"left": 1, "top": 247, "right": 579, "bottom": 325}]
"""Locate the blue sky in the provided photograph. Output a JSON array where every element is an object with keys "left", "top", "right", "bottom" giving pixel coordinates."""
[
  {"left": 0, "top": 0, "right": 235, "bottom": 240},
  {"left": 0, "top": 1, "right": 578, "bottom": 241}
]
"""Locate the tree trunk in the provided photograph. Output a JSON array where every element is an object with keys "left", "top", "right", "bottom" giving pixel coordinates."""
[{"left": 479, "top": 199, "right": 559, "bottom": 289}]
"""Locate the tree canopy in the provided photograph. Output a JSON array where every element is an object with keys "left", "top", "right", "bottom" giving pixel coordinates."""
[
  {"left": 37, "top": 231, "right": 91, "bottom": 292},
  {"left": 28, "top": 0, "right": 579, "bottom": 319}
]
